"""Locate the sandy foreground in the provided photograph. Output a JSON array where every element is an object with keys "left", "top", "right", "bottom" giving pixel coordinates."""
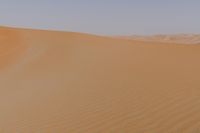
[{"left": 1, "top": 26, "right": 200, "bottom": 133}]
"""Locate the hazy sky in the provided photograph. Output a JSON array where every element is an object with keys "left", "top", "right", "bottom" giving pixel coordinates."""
[{"left": 0, "top": 0, "right": 200, "bottom": 35}]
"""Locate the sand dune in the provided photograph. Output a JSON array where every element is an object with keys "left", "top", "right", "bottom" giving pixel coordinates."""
[
  {"left": 117, "top": 34, "right": 200, "bottom": 44},
  {"left": 1, "top": 26, "right": 200, "bottom": 132}
]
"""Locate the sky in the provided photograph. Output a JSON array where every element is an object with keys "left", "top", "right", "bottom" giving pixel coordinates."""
[{"left": 0, "top": 0, "right": 200, "bottom": 35}]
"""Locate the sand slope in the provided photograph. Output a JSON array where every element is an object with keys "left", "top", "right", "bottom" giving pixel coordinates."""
[{"left": 1, "top": 26, "right": 200, "bottom": 132}]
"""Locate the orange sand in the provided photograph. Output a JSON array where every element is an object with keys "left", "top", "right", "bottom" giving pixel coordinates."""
[{"left": 1, "top": 26, "right": 200, "bottom": 133}]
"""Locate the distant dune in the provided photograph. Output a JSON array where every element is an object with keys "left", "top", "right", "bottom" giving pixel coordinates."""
[
  {"left": 1, "top": 26, "right": 200, "bottom": 132},
  {"left": 116, "top": 34, "right": 200, "bottom": 44}
]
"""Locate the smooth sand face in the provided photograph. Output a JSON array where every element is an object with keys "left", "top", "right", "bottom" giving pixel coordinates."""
[
  {"left": 1, "top": 27, "right": 200, "bottom": 133},
  {"left": 0, "top": 28, "right": 28, "bottom": 71}
]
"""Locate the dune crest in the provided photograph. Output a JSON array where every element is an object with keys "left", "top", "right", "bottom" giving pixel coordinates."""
[{"left": 1, "top": 27, "right": 200, "bottom": 132}]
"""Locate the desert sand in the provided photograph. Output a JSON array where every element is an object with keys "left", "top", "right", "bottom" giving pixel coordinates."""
[{"left": 1, "top": 26, "right": 200, "bottom": 133}]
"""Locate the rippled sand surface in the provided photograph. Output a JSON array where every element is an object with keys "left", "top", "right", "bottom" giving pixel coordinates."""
[{"left": 1, "top": 26, "right": 200, "bottom": 133}]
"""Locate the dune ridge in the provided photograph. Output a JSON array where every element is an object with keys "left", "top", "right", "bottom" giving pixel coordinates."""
[{"left": 1, "top": 26, "right": 200, "bottom": 132}]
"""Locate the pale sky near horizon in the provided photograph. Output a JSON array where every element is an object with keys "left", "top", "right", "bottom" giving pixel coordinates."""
[{"left": 0, "top": 0, "right": 200, "bottom": 35}]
